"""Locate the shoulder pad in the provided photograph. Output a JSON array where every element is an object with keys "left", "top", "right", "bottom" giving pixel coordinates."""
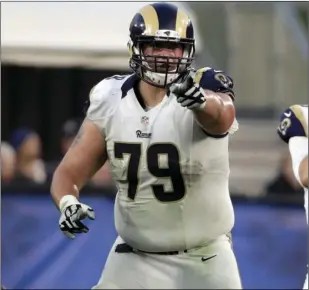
[
  {"left": 277, "top": 104, "right": 308, "bottom": 143},
  {"left": 193, "top": 67, "right": 235, "bottom": 100},
  {"left": 87, "top": 74, "right": 132, "bottom": 121},
  {"left": 89, "top": 74, "right": 131, "bottom": 102}
]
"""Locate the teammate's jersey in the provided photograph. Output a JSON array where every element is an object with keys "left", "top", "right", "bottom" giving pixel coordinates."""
[
  {"left": 87, "top": 68, "right": 236, "bottom": 252},
  {"left": 278, "top": 104, "right": 308, "bottom": 222}
]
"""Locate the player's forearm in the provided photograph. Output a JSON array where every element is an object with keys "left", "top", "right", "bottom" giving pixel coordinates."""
[
  {"left": 193, "top": 91, "right": 235, "bottom": 134},
  {"left": 51, "top": 165, "right": 81, "bottom": 208}
]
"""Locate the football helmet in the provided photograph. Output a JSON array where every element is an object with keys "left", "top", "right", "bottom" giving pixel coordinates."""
[{"left": 128, "top": 2, "right": 195, "bottom": 88}]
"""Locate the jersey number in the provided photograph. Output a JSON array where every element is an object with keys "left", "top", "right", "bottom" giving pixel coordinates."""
[{"left": 114, "top": 143, "right": 186, "bottom": 202}]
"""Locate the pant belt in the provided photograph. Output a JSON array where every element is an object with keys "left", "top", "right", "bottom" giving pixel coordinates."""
[
  {"left": 115, "top": 233, "right": 232, "bottom": 256},
  {"left": 115, "top": 243, "right": 187, "bottom": 255}
]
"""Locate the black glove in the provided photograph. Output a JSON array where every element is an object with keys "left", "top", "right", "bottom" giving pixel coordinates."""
[
  {"left": 169, "top": 73, "right": 206, "bottom": 110},
  {"left": 58, "top": 195, "right": 95, "bottom": 239}
]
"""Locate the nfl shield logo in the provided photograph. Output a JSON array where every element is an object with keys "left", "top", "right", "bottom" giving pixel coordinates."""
[{"left": 141, "top": 116, "right": 149, "bottom": 125}]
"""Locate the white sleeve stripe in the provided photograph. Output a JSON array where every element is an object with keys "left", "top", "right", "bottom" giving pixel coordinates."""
[{"left": 289, "top": 136, "right": 308, "bottom": 187}]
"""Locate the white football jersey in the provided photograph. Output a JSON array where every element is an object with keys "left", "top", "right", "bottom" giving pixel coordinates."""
[{"left": 87, "top": 72, "right": 235, "bottom": 252}]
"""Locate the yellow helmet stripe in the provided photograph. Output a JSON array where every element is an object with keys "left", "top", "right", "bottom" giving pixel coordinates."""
[
  {"left": 139, "top": 5, "right": 159, "bottom": 35},
  {"left": 175, "top": 9, "right": 189, "bottom": 38},
  {"left": 193, "top": 67, "right": 209, "bottom": 84}
]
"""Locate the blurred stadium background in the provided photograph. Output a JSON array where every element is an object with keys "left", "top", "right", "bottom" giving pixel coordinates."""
[{"left": 1, "top": 1, "right": 308, "bottom": 289}]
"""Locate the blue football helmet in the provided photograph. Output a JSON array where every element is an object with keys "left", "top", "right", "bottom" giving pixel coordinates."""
[{"left": 128, "top": 2, "right": 195, "bottom": 88}]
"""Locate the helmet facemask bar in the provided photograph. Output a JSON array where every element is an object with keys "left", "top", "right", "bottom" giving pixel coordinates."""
[{"left": 129, "top": 36, "right": 195, "bottom": 88}]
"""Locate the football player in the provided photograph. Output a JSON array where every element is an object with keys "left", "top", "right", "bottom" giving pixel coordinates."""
[
  {"left": 277, "top": 104, "right": 308, "bottom": 289},
  {"left": 51, "top": 2, "right": 241, "bottom": 289}
]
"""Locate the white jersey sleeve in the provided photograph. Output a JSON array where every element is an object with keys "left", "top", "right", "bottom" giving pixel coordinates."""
[
  {"left": 289, "top": 136, "right": 308, "bottom": 187},
  {"left": 86, "top": 76, "right": 125, "bottom": 135}
]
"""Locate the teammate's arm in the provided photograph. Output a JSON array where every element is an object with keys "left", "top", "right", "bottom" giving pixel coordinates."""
[
  {"left": 277, "top": 104, "right": 308, "bottom": 188},
  {"left": 51, "top": 119, "right": 107, "bottom": 207},
  {"left": 289, "top": 136, "right": 308, "bottom": 188},
  {"left": 299, "top": 156, "right": 308, "bottom": 188}
]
